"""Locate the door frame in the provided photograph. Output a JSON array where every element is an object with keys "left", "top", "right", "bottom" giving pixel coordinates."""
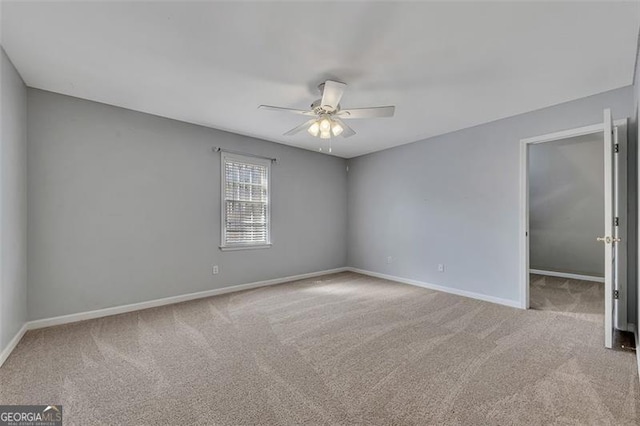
[{"left": 518, "top": 119, "right": 628, "bottom": 328}]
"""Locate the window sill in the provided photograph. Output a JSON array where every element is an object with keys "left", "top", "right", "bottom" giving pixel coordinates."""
[{"left": 219, "top": 244, "right": 272, "bottom": 252}]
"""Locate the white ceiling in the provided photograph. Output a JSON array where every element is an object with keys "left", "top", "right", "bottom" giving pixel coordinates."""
[{"left": 2, "top": 1, "right": 639, "bottom": 158}]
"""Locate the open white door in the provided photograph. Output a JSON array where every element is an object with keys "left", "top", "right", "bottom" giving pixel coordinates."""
[
  {"left": 612, "top": 121, "right": 628, "bottom": 332},
  {"left": 600, "top": 108, "right": 617, "bottom": 349}
]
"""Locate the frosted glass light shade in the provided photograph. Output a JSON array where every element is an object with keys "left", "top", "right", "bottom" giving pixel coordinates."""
[
  {"left": 320, "top": 118, "right": 331, "bottom": 132},
  {"left": 331, "top": 122, "right": 343, "bottom": 136},
  {"left": 307, "top": 121, "right": 320, "bottom": 136}
]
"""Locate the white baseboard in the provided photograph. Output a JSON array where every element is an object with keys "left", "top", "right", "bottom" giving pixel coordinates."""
[
  {"left": 529, "top": 269, "right": 604, "bottom": 283},
  {"left": 347, "top": 267, "right": 521, "bottom": 309},
  {"left": 0, "top": 267, "right": 348, "bottom": 368},
  {"left": 26, "top": 267, "right": 349, "bottom": 331},
  {"left": 0, "top": 323, "right": 28, "bottom": 368}
]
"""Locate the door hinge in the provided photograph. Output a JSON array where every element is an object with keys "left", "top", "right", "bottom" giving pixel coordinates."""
[
  {"left": 614, "top": 144, "right": 620, "bottom": 153},
  {"left": 614, "top": 290, "right": 619, "bottom": 299},
  {"left": 615, "top": 217, "right": 620, "bottom": 226}
]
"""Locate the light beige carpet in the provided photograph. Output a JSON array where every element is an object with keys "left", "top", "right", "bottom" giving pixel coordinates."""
[
  {"left": 1, "top": 272, "right": 638, "bottom": 425},
  {"left": 530, "top": 273, "right": 604, "bottom": 321}
]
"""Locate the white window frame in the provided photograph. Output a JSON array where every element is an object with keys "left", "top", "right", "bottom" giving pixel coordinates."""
[{"left": 220, "top": 152, "right": 272, "bottom": 251}]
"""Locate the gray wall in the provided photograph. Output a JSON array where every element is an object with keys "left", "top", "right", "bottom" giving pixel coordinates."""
[
  {"left": 528, "top": 134, "right": 604, "bottom": 277},
  {"left": 0, "top": 47, "right": 27, "bottom": 350},
  {"left": 27, "top": 89, "right": 348, "bottom": 320},
  {"left": 17, "top": 77, "right": 640, "bottom": 324},
  {"left": 347, "top": 86, "right": 634, "bottom": 306}
]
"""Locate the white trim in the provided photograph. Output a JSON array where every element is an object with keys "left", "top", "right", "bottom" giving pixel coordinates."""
[
  {"left": 519, "top": 119, "right": 627, "bottom": 312},
  {"left": 0, "top": 323, "right": 28, "bottom": 368},
  {"left": 219, "top": 244, "right": 272, "bottom": 252},
  {"left": 529, "top": 269, "right": 604, "bottom": 283},
  {"left": 603, "top": 109, "right": 614, "bottom": 349},
  {"left": 520, "top": 123, "right": 604, "bottom": 145},
  {"left": 26, "top": 267, "right": 348, "bottom": 331},
  {"left": 220, "top": 151, "right": 272, "bottom": 249},
  {"left": 635, "top": 328, "right": 640, "bottom": 385},
  {"left": 519, "top": 137, "right": 530, "bottom": 309},
  {"left": 347, "top": 267, "right": 521, "bottom": 309}
]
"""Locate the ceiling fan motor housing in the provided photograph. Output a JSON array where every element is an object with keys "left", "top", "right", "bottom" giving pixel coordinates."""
[{"left": 311, "top": 99, "right": 340, "bottom": 115}]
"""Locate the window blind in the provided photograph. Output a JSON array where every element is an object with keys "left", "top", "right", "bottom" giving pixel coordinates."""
[{"left": 222, "top": 153, "right": 270, "bottom": 247}]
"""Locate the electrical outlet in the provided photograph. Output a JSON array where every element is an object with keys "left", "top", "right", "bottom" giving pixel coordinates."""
[
  {"left": 212, "top": 265, "right": 219, "bottom": 275},
  {"left": 438, "top": 264, "right": 445, "bottom": 272},
  {"left": 387, "top": 256, "right": 393, "bottom": 264}
]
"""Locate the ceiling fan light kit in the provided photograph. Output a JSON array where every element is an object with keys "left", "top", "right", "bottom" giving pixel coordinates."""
[
  {"left": 308, "top": 115, "right": 343, "bottom": 138},
  {"left": 258, "top": 80, "right": 396, "bottom": 149}
]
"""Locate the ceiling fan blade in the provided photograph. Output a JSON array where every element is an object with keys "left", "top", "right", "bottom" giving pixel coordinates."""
[
  {"left": 283, "top": 118, "right": 318, "bottom": 136},
  {"left": 321, "top": 80, "right": 346, "bottom": 112},
  {"left": 334, "top": 118, "right": 356, "bottom": 138},
  {"left": 259, "top": 105, "right": 316, "bottom": 116},
  {"left": 337, "top": 106, "right": 395, "bottom": 119}
]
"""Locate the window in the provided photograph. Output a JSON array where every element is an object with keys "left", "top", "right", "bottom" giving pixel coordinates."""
[{"left": 220, "top": 152, "right": 271, "bottom": 250}]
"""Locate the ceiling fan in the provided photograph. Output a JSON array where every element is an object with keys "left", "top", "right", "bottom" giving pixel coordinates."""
[{"left": 258, "top": 80, "right": 395, "bottom": 140}]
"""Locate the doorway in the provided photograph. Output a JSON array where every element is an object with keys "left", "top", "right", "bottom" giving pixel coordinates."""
[{"left": 519, "top": 113, "right": 628, "bottom": 348}]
